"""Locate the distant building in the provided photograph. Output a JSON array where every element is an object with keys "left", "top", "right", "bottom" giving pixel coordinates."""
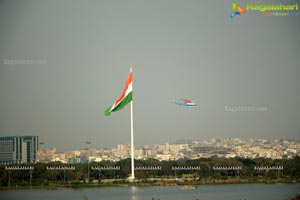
[
  {"left": 68, "top": 156, "right": 88, "bottom": 164},
  {"left": 117, "top": 144, "right": 129, "bottom": 151},
  {"left": 38, "top": 147, "right": 56, "bottom": 163},
  {"left": 0, "top": 136, "right": 39, "bottom": 164}
]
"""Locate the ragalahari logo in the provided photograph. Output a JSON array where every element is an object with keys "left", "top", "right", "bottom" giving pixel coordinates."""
[{"left": 231, "top": 2, "right": 246, "bottom": 18}]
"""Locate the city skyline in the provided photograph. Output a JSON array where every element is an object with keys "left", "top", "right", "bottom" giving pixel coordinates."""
[
  {"left": 1, "top": 0, "right": 300, "bottom": 152},
  {"left": 40, "top": 138, "right": 300, "bottom": 158},
  {"left": 38, "top": 136, "right": 300, "bottom": 153}
]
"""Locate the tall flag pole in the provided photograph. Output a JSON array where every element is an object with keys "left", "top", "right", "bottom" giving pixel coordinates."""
[
  {"left": 130, "top": 65, "right": 135, "bottom": 180},
  {"left": 104, "top": 65, "right": 134, "bottom": 180}
]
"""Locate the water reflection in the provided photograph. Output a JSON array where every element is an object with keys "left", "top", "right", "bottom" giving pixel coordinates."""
[
  {"left": 130, "top": 186, "right": 138, "bottom": 200},
  {"left": 0, "top": 184, "right": 299, "bottom": 200}
]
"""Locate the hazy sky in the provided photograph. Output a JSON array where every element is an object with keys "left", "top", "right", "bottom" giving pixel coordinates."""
[{"left": 0, "top": 0, "right": 299, "bottom": 151}]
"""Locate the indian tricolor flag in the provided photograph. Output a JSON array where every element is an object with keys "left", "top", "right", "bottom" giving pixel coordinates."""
[{"left": 104, "top": 71, "right": 133, "bottom": 116}]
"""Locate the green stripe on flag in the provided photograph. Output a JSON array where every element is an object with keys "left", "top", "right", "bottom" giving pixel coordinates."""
[
  {"left": 104, "top": 92, "right": 133, "bottom": 116},
  {"left": 104, "top": 105, "right": 113, "bottom": 116}
]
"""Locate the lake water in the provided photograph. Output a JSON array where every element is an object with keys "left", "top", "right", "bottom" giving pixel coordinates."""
[{"left": 1, "top": 184, "right": 299, "bottom": 200}]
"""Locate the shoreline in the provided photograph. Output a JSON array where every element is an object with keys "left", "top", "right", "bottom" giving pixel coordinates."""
[{"left": 1, "top": 178, "right": 299, "bottom": 190}]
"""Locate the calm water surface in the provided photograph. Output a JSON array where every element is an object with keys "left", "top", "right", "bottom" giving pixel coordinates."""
[{"left": 1, "top": 184, "right": 299, "bottom": 200}]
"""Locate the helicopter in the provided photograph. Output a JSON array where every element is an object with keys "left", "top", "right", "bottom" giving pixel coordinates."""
[{"left": 173, "top": 99, "right": 197, "bottom": 107}]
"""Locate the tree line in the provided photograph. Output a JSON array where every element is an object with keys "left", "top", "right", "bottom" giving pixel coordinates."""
[{"left": 0, "top": 156, "right": 299, "bottom": 187}]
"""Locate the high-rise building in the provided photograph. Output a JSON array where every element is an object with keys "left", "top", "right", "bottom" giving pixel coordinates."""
[{"left": 0, "top": 136, "right": 39, "bottom": 164}]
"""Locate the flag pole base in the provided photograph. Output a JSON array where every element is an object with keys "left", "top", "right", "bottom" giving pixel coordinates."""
[{"left": 128, "top": 177, "right": 135, "bottom": 183}]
